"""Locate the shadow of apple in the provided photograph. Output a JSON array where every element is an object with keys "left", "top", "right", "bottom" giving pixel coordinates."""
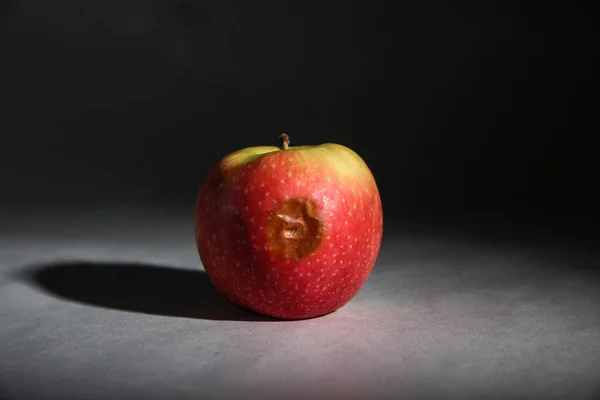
[{"left": 23, "top": 261, "right": 278, "bottom": 321}]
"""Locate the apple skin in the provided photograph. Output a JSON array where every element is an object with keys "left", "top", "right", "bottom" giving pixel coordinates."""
[{"left": 194, "top": 138, "right": 383, "bottom": 319}]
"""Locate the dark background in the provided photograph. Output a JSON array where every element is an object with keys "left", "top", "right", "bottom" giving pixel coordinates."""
[{"left": 1, "top": 1, "right": 597, "bottom": 234}]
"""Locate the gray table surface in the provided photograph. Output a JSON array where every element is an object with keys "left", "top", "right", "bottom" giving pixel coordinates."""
[{"left": 1, "top": 205, "right": 599, "bottom": 400}]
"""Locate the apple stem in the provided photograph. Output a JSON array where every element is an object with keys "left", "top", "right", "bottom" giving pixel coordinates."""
[{"left": 280, "top": 133, "right": 290, "bottom": 150}]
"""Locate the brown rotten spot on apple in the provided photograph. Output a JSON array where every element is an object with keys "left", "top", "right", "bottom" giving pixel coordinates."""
[{"left": 264, "top": 197, "right": 325, "bottom": 261}]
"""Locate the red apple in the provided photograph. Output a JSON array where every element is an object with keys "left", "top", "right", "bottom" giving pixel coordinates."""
[{"left": 194, "top": 134, "right": 383, "bottom": 319}]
